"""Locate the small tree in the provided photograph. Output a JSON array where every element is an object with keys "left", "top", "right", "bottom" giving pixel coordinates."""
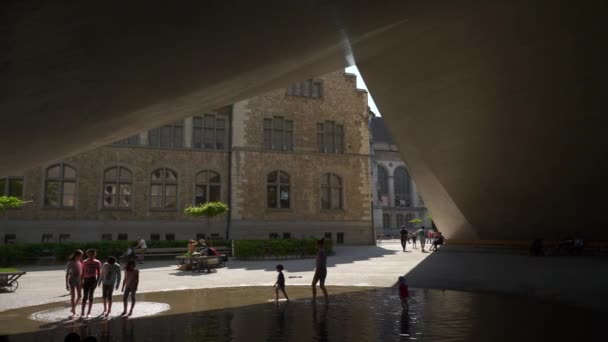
[
  {"left": 409, "top": 218, "right": 423, "bottom": 228},
  {"left": 184, "top": 202, "right": 229, "bottom": 243},
  {"left": 0, "top": 196, "right": 24, "bottom": 211}
]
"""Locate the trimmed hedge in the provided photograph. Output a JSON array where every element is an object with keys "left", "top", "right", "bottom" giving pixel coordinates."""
[
  {"left": 233, "top": 239, "right": 333, "bottom": 260},
  {"left": 0, "top": 239, "right": 232, "bottom": 266}
]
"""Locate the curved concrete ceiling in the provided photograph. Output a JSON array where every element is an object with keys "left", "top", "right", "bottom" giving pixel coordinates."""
[{"left": 2, "top": 1, "right": 606, "bottom": 240}]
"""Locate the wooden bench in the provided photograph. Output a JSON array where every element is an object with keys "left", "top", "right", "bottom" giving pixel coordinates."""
[
  {"left": 135, "top": 247, "right": 187, "bottom": 258},
  {"left": 175, "top": 255, "right": 222, "bottom": 273}
]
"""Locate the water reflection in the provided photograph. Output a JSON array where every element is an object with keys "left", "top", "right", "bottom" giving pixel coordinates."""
[{"left": 2, "top": 288, "right": 605, "bottom": 341}]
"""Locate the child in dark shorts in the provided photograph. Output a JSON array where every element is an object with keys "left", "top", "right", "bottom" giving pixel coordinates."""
[
  {"left": 81, "top": 249, "right": 101, "bottom": 318},
  {"left": 99, "top": 256, "right": 121, "bottom": 317},
  {"left": 121, "top": 260, "right": 139, "bottom": 316},
  {"left": 274, "top": 264, "right": 289, "bottom": 301}
]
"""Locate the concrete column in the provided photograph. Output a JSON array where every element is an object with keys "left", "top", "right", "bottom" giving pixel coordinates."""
[
  {"left": 139, "top": 132, "right": 148, "bottom": 146},
  {"left": 184, "top": 117, "right": 193, "bottom": 148},
  {"left": 387, "top": 175, "right": 395, "bottom": 208}
]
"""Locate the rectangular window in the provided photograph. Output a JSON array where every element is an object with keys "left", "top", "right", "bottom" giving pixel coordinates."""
[
  {"left": 264, "top": 116, "right": 293, "bottom": 151},
  {"left": 113, "top": 135, "right": 139, "bottom": 146},
  {"left": 282, "top": 232, "right": 291, "bottom": 239},
  {"left": 396, "top": 214, "right": 404, "bottom": 228},
  {"left": 382, "top": 214, "right": 391, "bottom": 228},
  {"left": 196, "top": 233, "right": 206, "bottom": 240},
  {"left": 150, "top": 233, "right": 161, "bottom": 241},
  {"left": 165, "top": 233, "right": 175, "bottom": 241},
  {"left": 59, "top": 234, "right": 70, "bottom": 242},
  {"left": 317, "top": 121, "right": 344, "bottom": 154},
  {"left": 193, "top": 115, "right": 226, "bottom": 150},
  {"left": 324, "top": 232, "right": 333, "bottom": 241},
  {"left": 148, "top": 121, "right": 184, "bottom": 148},
  {"left": 101, "top": 233, "right": 113, "bottom": 241},
  {"left": 4, "top": 234, "right": 16, "bottom": 244},
  {"left": 337, "top": 232, "right": 344, "bottom": 245},
  {"left": 41, "top": 233, "right": 53, "bottom": 243},
  {"left": 117, "top": 233, "right": 128, "bottom": 241},
  {"left": 210, "top": 233, "right": 220, "bottom": 239},
  {"left": 269, "top": 233, "right": 279, "bottom": 240},
  {"left": 287, "top": 79, "right": 323, "bottom": 98},
  {"left": 1, "top": 177, "right": 24, "bottom": 199}
]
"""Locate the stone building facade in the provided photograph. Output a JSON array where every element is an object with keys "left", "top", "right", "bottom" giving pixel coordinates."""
[
  {"left": 1, "top": 71, "right": 373, "bottom": 245},
  {"left": 370, "top": 115, "right": 431, "bottom": 237}
]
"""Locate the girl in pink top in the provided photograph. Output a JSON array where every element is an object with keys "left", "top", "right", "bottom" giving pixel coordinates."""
[
  {"left": 121, "top": 260, "right": 139, "bottom": 316},
  {"left": 65, "top": 250, "right": 83, "bottom": 317}
]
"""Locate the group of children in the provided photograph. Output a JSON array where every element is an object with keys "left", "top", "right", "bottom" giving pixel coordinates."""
[{"left": 65, "top": 249, "right": 139, "bottom": 319}]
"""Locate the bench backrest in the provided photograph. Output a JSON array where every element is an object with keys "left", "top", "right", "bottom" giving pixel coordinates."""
[{"left": 135, "top": 248, "right": 186, "bottom": 253}]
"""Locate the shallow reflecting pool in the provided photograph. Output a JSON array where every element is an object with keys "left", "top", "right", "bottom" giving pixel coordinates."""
[{"left": 1, "top": 286, "right": 605, "bottom": 341}]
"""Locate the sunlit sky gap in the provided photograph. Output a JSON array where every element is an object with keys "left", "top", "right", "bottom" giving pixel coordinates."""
[{"left": 345, "top": 65, "right": 380, "bottom": 116}]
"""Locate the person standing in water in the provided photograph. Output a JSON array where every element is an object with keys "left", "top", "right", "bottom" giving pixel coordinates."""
[
  {"left": 274, "top": 264, "right": 289, "bottom": 301},
  {"left": 121, "top": 260, "right": 139, "bottom": 316},
  {"left": 81, "top": 249, "right": 101, "bottom": 319},
  {"left": 312, "top": 238, "right": 329, "bottom": 303},
  {"left": 65, "top": 250, "right": 84, "bottom": 317},
  {"left": 99, "top": 256, "right": 121, "bottom": 317}
]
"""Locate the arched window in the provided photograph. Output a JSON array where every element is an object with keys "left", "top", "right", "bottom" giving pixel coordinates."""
[
  {"left": 44, "top": 163, "right": 77, "bottom": 208},
  {"left": 103, "top": 167, "right": 132, "bottom": 209},
  {"left": 267, "top": 171, "right": 290, "bottom": 209},
  {"left": 150, "top": 168, "right": 178, "bottom": 209},
  {"left": 321, "top": 173, "right": 343, "bottom": 210},
  {"left": 377, "top": 166, "right": 388, "bottom": 205},
  {"left": 394, "top": 167, "right": 411, "bottom": 207},
  {"left": 195, "top": 170, "right": 221, "bottom": 205}
]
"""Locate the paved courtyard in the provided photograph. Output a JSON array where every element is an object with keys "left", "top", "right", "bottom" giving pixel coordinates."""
[{"left": 2, "top": 241, "right": 607, "bottom": 313}]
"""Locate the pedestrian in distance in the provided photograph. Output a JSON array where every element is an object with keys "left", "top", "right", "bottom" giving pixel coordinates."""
[
  {"left": 65, "top": 250, "right": 84, "bottom": 318},
  {"left": 136, "top": 237, "right": 147, "bottom": 264},
  {"left": 81, "top": 249, "right": 101, "bottom": 319},
  {"left": 121, "top": 260, "right": 139, "bottom": 316},
  {"left": 312, "top": 238, "right": 329, "bottom": 304},
  {"left": 274, "top": 264, "right": 289, "bottom": 302},
  {"left": 399, "top": 225, "right": 409, "bottom": 252},
  {"left": 411, "top": 231, "right": 417, "bottom": 249},
  {"left": 417, "top": 226, "right": 426, "bottom": 252},
  {"left": 99, "top": 256, "right": 121, "bottom": 317}
]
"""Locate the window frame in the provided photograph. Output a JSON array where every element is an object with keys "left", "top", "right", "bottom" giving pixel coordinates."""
[
  {"left": 102, "top": 166, "right": 133, "bottom": 210},
  {"left": 192, "top": 114, "right": 227, "bottom": 150},
  {"left": 1, "top": 176, "right": 24, "bottom": 199},
  {"left": 382, "top": 213, "right": 391, "bottom": 229},
  {"left": 148, "top": 121, "right": 184, "bottom": 148},
  {"left": 266, "top": 170, "right": 291, "bottom": 209},
  {"left": 377, "top": 166, "right": 389, "bottom": 203},
  {"left": 113, "top": 135, "right": 140, "bottom": 146},
  {"left": 394, "top": 167, "right": 411, "bottom": 207},
  {"left": 194, "top": 170, "right": 221, "bottom": 205},
  {"left": 320, "top": 173, "right": 343, "bottom": 210},
  {"left": 44, "top": 163, "right": 77, "bottom": 209},
  {"left": 286, "top": 79, "right": 323, "bottom": 98},
  {"left": 150, "top": 168, "right": 179, "bottom": 211},
  {"left": 263, "top": 117, "right": 294, "bottom": 151},
  {"left": 317, "top": 121, "right": 344, "bottom": 154}
]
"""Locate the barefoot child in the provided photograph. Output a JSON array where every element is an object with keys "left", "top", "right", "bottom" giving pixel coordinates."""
[
  {"left": 65, "top": 250, "right": 83, "bottom": 317},
  {"left": 98, "top": 256, "right": 121, "bottom": 317},
  {"left": 121, "top": 260, "right": 139, "bottom": 316},
  {"left": 274, "top": 264, "right": 289, "bottom": 301},
  {"left": 81, "top": 249, "right": 101, "bottom": 318},
  {"left": 396, "top": 276, "right": 409, "bottom": 312}
]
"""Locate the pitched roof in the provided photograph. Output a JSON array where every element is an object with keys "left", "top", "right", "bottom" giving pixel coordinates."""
[{"left": 370, "top": 117, "right": 394, "bottom": 144}]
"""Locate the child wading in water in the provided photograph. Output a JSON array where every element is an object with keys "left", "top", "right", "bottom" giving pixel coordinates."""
[
  {"left": 274, "top": 264, "right": 289, "bottom": 301},
  {"left": 396, "top": 276, "right": 409, "bottom": 312},
  {"left": 65, "top": 250, "right": 84, "bottom": 317},
  {"left": 99, "top": 256, "right": 121, "bottom": 317},
  {"left": 81, "top": 249, "right": 101, "bottom": 318},
  {"left": 121, "top": 260, "right": 139, "bottom": 316}
]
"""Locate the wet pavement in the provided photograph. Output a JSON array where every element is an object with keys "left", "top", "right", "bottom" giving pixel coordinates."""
[{"left": 1, "top": 286, "right": 605, "bottom": 341}]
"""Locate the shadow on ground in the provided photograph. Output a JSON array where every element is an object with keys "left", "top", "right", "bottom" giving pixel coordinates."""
[{"left": 225, "top": 245, "right": 399, "bottom": 272}]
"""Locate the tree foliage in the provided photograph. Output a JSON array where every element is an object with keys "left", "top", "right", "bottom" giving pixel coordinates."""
[
  {"left": 409, "top": 218, "right": 424, "bottom": 224},
  {"left": 0, "top": 196, "right": 24, "bottom": 211},
  {"left": 184, "top": 201, "right": 229, "bottom": 219}
]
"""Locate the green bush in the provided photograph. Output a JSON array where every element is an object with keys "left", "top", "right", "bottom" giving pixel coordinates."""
[
  {"left": 233, "top": 239, "right": 333, "bottom": 260},
  {"left": 0, "top": 239, "right": 233, "bottom": 266}
]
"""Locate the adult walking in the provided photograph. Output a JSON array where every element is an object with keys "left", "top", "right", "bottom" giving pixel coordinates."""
[
  {"left": 399, "top": 225, "right": 409, "bottom": 252},
  {"left": 417, "top": 226, "right": 426, "bottom": 252},
  {"left": 136, "top": 236, "right": 147, "bottom": 264},
  {"left": 312, "top": 238, "right": 329, "bottom": 303}
]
